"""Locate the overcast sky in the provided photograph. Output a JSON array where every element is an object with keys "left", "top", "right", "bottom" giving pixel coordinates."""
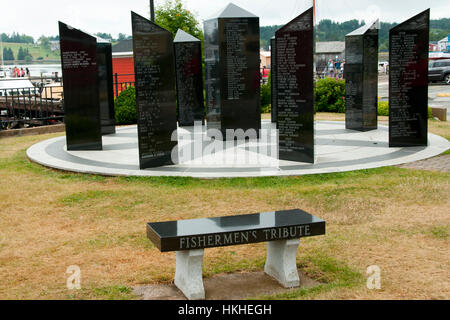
[{"left": 1, "top": 0, "right": 449, "bottom": 39}]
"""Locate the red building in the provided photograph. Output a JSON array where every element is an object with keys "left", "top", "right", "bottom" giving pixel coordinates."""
[
  {"left": 112, "top": 40, "right": 135, "bottom": 96},
  {"left": 429, "top": 43, "right": 438, "bottom": 52}
]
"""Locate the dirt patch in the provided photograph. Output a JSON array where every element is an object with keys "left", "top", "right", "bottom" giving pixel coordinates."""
[{"left": 133, "top": 269, "right": 320, "bottom": 300}]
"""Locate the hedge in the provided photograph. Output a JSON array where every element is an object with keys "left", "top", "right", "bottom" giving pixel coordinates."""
[
  {"left": 112, "top": 79, "right": 433, "bottom": 122},
  {"left": 314, "top": 78, "right": 346, "bottom": 113},
  {"left": 378, "top": 101, "right": 433, "bottom": 119},
  {"left": 114, "top": 86, "right": 137, "bottom": 125}
]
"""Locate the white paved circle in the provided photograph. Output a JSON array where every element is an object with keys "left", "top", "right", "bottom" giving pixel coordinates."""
[{"left": 26, "top": 121, "right": 450, "bottom": 178}]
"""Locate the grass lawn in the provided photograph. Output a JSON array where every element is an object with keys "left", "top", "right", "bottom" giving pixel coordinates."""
[{"left": 0, "top": 115, "right": 448, "bottom": 300}]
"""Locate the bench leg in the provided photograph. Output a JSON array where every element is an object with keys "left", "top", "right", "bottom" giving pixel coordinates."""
[
  {"left": 265, "top": 239, "right": 300, "bottom": 288},
  {"left": 174, "top": 249, "right": 205, "bottom": 300}
]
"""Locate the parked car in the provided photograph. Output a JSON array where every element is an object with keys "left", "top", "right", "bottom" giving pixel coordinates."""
[
  {"left": 429, "top": 59, "right": 450, "bottom": 84},
  {"left": 378, "top": 61, "right": 389, "bottom": 74}
]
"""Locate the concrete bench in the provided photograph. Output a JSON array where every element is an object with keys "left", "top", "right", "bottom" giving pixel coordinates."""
[{"left": 147, "top": 209, "right": 326, "bottom": 300}]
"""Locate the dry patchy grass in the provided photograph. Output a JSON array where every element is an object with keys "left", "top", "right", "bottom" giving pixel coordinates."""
[{"left": 0, "top": 120, "right": 448, "bottom": 300}]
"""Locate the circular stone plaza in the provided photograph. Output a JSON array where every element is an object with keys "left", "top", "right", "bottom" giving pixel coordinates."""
[{"left": 27, "top": 120, "right": 450, "bottom": 179}]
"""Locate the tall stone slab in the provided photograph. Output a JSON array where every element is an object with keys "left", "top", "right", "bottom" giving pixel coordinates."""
[
  {"left": 345, "top": 20, "right": 379, "bottom": 132},
  {"left": 174, "top": 29, "right": 205, "bottom": 127},
  {"left": 389, "top": 9, "right": 430, "bottom": 147},
  {"left": 204, "top": 3, "right": 261, "bottom": 137},
  {"left": 59, "top": 22, "right": 102, "bottom": 151},
  {"left": 96, "top": 40, "right": 116, "bottom": 135},
  {"left": 131, "top": 12, "right": 178, "bottom": 169},
  {"left": 275, "top": 8, "right": 314, "bottom": 163},
  {"left": 270, "top": 36, "right": 277, "bottom": 124}
]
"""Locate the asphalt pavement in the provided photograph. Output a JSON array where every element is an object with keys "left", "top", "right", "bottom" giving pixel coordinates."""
[{"left": 378, "top": 75, "right": 450, "bottom": 119}]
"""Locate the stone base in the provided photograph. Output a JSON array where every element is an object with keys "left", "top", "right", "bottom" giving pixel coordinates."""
[
  {"left": 173, "top": 240, "right": 303, "bottom": 300},
  {"left": 174, "top": 249, "right": 205, "bottom": 300},
  {"left": 26, "top": 122, "right": 450, "bottom": 178},
  {"left": 264, "top": 239, "right": 301, "bottom": 288}
]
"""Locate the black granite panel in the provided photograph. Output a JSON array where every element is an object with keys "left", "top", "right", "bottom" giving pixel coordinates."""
[
  {"left": 174, "top": 37, "right": 205, "bottom": 126},
  {"left": 204, "top": 5, "right": 261, "bottom": 138},
  {"left": 59, "top": 22, "right": 102, "bottom": 151},
  {"left": 345, "top": 24, "right": 378, "bottom": 132},
  {"left": 219, "top": 17, "right": 261, "bottom": 136},
  {"left": 275, "top": 8, "right": 314, "bottom": 163},
  {"left": 97, "top": 42, "right": 116, "bottom": 135},
  {"left": 271, "top": 37, "right": 277, "bottom": 124},
  {"left": 147, "top": 209, "right": 326, "bottom": 252},
  {"left": 131, "top": 12, "right": 178, "bottom": 169},
  {"left": 389, "top": 10, "right": 429, "bottom": 147},
  {"left": 362, "top": 30, "right": 379, "bottom": 130},
  {"left": 204, "top": 19, "right": 221, "bottom": 132}
]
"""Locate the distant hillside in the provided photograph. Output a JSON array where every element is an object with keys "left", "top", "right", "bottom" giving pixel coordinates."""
[
  {"left": 261, "top": 18, "right": 450, "bottom": 52},
  {"left": 1, "top": 42, "right": 60, "bottom": 62}
]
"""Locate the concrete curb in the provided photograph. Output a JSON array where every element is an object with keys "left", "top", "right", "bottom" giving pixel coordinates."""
[{"left": 0, "top": 124, "right": 65, "bottom": 139}]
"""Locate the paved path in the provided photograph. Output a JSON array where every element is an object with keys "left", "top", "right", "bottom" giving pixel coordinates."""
[
  {"left": 26, "top": 121, "right": 450, "bottom": 179},
  {"left": 397, "top": 154, "right": 450, "bottom": 173},
  {"left": 378, "top": 79, "right": 450, "bottom": 119}
]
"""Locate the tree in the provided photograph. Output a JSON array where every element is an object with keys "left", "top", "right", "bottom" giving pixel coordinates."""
[
  {"left": 95, "top": 33, "right": 114, "bottom": 41},
  {"left": 39, "top": 36, "right": 51, "bottom": 50},
  {"left": 1, "top": 32, "right": 34, "bottom": 44},
  {"left": 8, "top": 48, "right": 14, "bottom": 61},
  {"left": 17, "top": 47, "right": 25, "bottom": 60},
  {"left": 155, "top": 0, "right": 203, "bottom": 41},
  {"left": 17, "top": 47, "right": 32, "bottom": 61},
  {"left": 3, "top": 47, "right": 14, "bottom": 61},
  {"left": 117, "top": 33, "right": 128, "bottom": 41}
]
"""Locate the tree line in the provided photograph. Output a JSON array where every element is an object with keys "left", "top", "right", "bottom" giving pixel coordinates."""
[
  {"left": 1, "top": 32, "right": 34, "bottom": 44},
  {"left": 2, "top": 47, "right": 33, "bottom": 61},
  {"left": 1, "top": 5, "right": 448, "bottom": 53},
  {"left": 261, "top": 18, "right": 450, "bottom": 51}
]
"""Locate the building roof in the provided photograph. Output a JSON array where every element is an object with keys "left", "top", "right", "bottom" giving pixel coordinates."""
[
  {"left": 207, "top": 3, "right": 257, "bottom": 20},
  {"left": 112, "top": 39, "right": 133, "bottom": 53},
  {"left": 316, "top": 41, "right": 345, "bottom": 54},
  {"left": 346, "top": 20, "right": 379, "bottom": 37},
  {"left": 174, "top": 29, "right": 200, "bottom": 43}
]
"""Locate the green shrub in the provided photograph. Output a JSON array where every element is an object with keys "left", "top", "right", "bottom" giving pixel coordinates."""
[
  {"left": 378, "top": 101, "right": 433, "bottom": 119},
  {"left": 378, "top": 101, "right": 389, "bottom": 116},
  {"left": 114, "top": 86, "right": 137, "bottom": 125},
  {"left": 314, "top": 78, "right": 346, "bottom": 113},
  {"left": 260, "top": 71, "right": 271, "bottom": 114},
  {"left": 260, "top": 82, "right": 271, "bottom": 113}
]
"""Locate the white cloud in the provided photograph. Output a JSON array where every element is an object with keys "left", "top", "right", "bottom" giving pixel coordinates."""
[{"left": 0, "top": 0, "right": 448, "bottom": 40}]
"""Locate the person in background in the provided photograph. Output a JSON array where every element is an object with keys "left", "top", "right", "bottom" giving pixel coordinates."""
[
  {"left": 20, "top": 68, "right": 25, "bottom": 77},
  {"left": 340, "top": 60, "right": 345, "bottom": 79},
  {"left": 26, "top": 68, "right": 30, "bottom": 78},
  {"left": 261, "top": 67, "right": 269, "bottom": 84},
  {"left": 328, "top": 59, "right": 334, "bottom": 78},
  {"left": 334, "top": 59, "right": 342, "bottom": 79},
  {"left": 14, "top": 67, "right": 19, "bottom": 78}
]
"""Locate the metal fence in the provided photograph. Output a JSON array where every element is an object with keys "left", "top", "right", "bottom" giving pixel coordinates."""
[
  {"left": 1, "top": 71, "right": 274, "bottom": 131},
  {"left": 113, "top": 73, "right": 135, "bottom": 98},
  {"left": 0, "top": 77, "right": 64, "bottom": 130}
]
